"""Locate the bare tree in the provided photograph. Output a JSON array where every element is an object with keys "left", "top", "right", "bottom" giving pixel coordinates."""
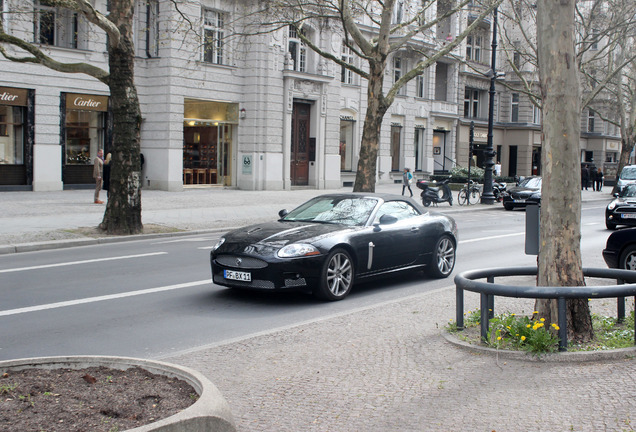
[
  {"left": 0, "top": 0, "right": 143, "bottom": 235},
  {"left": 259, "top": 0, "right": 502, "bottom": 192},
  {"left": 535, "top": 0, "right": 593, "bottom": 341}
]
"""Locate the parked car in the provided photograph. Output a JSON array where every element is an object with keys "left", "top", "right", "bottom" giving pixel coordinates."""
[
  {"left": 502, "top": 176, "right": 542, "bottom": 211},
  {"left": 210, "top": 193, "right": 458, "bottom": 301},
  {"left": 603, "top": 227, "right": 636, "bottom": 270},
  {"left": 606, "top": 184, "right": 636, "bottom": 230},
  {"left": 616, "top": 165, "right": 636, "bottom": 192}
]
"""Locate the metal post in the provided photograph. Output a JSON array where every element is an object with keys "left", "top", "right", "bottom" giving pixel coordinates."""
[
  {"left": 468, "top": 122, "right": 474, "bottom": 185},
  {"left": 481, "top": 6, "right": 498, "bottom": 205},
  {"left": 456, "top": 286, "right": 464, "bottom": 330},
  {"left": 487, "top": 275, "right": 494, "bottom": 319},
  {"left": 617, "top": 279, "right": 625, "bottom": 323},
  {"left": 558, "top": 297, "right": 568, "bottom": 351},
  {"left": 480, "top": 293, "right": 489, "bottom": 341}
]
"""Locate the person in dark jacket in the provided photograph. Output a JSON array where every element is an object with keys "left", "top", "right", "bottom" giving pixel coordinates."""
[
  {"left": 103, "top": 153, "right": 112, "bottom": 198},
  {"left": 581, "top": 165, "right": 590, "bottom": 190}
]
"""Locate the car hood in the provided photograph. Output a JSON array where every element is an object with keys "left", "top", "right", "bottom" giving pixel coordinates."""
[
  {"left": 617, "top": 197, "right": 636, "bottom": 205},
  {"left": 507, "top": 186, "right": 540, "bottom": 197},
  {"left": 215, "top": 221, "right": 358, "bottom": 255}
]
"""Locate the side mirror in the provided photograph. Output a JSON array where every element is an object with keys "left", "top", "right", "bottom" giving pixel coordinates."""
[
  {"left": 378, "top": 214, "right": 398, "bottom": 225},
  {"left": 278, "top": 209, "right": 288, "bottom": 218}
]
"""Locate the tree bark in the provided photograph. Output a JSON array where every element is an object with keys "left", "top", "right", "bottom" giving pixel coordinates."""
[
  {"left": 536, "top": 0, "right": 592, "bottom": 341},
  {"left": 101, "top": 0, "right": 143, "bottom": 235}
]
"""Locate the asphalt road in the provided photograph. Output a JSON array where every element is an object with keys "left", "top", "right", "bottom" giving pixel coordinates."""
[{"left": 0, "top": 202, "right": 610, "bottom": 361}]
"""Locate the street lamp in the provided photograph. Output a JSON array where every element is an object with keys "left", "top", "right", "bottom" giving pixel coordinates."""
[{"left": 481, "top": 5, "right": 499, "bottom": 205}]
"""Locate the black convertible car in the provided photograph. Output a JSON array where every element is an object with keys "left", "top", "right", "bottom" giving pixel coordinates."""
[
  {"left": 606, "top": 184, "right": 636, "bottom": 230},
  {"left": 502, "top": 176, "right": 542, "bottom": 211},
  {"left": 210, "top": 193, "right": 458, "bottom": 301},
  {"left": 603, "top": 227, "right": 636, "bottom": 270}
]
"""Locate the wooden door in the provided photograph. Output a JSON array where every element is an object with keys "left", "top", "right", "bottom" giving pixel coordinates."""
[{"left": 291, "top": 102, "right": 310, "bottom": 186}]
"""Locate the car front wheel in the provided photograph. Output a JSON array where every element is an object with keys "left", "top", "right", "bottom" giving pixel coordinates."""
[
  {"left": 315, "top": 248, "right": 354, "bottom": 301},
  {"left": 606, "top": 219, "right": 617, "bottom": 230},
  {"left": 428, "top": 235, "right": 455, "bottom": 278},
  {"left": 620, "top": 245, "right": 636, "bottom": 270}
]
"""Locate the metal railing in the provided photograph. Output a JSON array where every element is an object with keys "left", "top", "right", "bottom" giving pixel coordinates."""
[{"left": 454, "top": 266, "right": 636, "bottom": 351}]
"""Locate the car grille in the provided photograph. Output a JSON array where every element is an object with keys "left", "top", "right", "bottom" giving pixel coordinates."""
[
  {"left": 616, "top": 206, "right": 636, "bottom": 213},
  {"left": 213, "top": 273, "right": 275, "bottom": 289},
  {"left": 215, "top": 255, "right": 268, "bottom": 269}
]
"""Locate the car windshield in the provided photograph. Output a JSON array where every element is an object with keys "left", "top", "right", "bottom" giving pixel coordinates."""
[
  {"left": 519, "top": 177, "right": 542, "bottom": 189},
  {"left": 621, "top": 167, "right": 636, "bottom": 181},
  {"left": 620, "top": 184, "right": 636, "bottom": 198},
  {"left": 282, "top": 196, "right": 379, "bottom": 226}
]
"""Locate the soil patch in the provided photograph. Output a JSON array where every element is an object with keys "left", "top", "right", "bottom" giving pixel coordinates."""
[
  {"left": 69, "top": 224, "right": 185, "bottom": 238},
  {"left": 0, "top": 366, "right": 197, "bottom": 432}
]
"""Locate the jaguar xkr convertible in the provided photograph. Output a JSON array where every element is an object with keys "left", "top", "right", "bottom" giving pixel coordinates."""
[{"left": 210, "top": 193, "right": 458, "bottom": 301}]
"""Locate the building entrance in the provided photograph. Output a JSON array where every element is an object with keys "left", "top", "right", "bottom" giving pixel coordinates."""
[{"left": 291, "top": 102, "right": 311, "bottom": 186}]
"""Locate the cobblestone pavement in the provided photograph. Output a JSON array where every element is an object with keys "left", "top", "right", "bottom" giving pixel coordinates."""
[{"left": 167, "top": 288, "right": 636, "bottom": 432}]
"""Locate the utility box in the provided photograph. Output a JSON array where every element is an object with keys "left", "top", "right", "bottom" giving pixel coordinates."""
[{"left": 525, "top": 203, "right": 540, "bottom": 255}]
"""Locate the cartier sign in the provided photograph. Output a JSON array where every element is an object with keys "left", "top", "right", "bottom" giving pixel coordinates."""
[
  {"left": 0, "top": 87, "right": 28, "bottom": 106},
  {"left": 66, "top": 93, "right": 109, "bottom": 112}
]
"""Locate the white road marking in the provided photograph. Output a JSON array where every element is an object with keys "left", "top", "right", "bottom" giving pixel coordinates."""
[
  {"left": 0, "top": 280, "right": 209, "bottom": 317},
  {"left": 0, "top": 252, "right": 168, "bottom": 274},
  {"left": 459, "top": 232, "right": 524, "bottom": 244}
]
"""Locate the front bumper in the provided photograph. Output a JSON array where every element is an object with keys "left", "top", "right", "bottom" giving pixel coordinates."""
[{"left": 210, "top": 252, "right": 323, "bottom": 291}]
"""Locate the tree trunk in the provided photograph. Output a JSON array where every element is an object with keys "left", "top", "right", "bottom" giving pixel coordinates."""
[
  {"left": 535, "top": 0, "right": 593, "bottom": 341},
  {"left": 101, "top": 0, "right": 143, "bottom": 235},
  {"left": 353, "top": 62, "right": 388, "bottom": 193}
]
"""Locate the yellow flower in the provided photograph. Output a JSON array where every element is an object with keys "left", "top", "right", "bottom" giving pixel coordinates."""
[
  {"left": 540, "top": 318, "right": 545, "bottom": 322},
  {"left": 551, "top": 324, "right": 560, "bottom": 330},
  {"left": 497, "top": 336, "right": 502, "bottom": 341},
  {"left": 506, "top": 326, "right": 511, "bottom": 329},
  {"left": 521, "top": 336, "right": 526, "bottom": 341},
  {"left": 533, "top": 311, "right": 539, "bottom": 314},
  {"left": 526, "top": 324, "right": 531, "bottom": 328}
]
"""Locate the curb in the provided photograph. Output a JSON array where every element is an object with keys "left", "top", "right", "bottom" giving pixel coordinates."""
[
  {"left": 0, "top": 355, "right": 237, "bottom": 432},
  {"left": 441, "top": 330, "right": 636, "bottom": 362}
]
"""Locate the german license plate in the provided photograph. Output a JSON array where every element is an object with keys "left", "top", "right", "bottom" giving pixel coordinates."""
[
  {"left": 621, "top": 214, "right": 636, "bottom": 219},
  {"left": 513, "top": 199, "right": 526, "bottom": 203},
  {"left": 224, "top": 270, "right": 251, "bottom": 281}
]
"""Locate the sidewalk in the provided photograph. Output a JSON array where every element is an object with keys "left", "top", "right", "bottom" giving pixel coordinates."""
[
  {"left": 0, "top": 185, "right": 628, "bottom": 431},
  {"left": 0, "top": 184, "right": 611, "bottom": 253}
]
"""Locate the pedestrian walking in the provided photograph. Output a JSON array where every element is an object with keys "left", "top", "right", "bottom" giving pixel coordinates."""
[
  {"left": 93, "top": 149, "right": 104, "bottom": 204},
  {"left": 596, "top": 170, "right": 604, "bottom": 191},
  {"left": 402, "top": 168, "right": 413, "bottom": 197},
  {"left": 581, "top": 165, "right": 589, "bottom": 190}
]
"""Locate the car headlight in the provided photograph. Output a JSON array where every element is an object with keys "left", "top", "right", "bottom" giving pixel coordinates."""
[
  {"left": 212, "top": 237, "right": 225, "bottom": 252},
  {"left": 607, "top": 201, "right": 618, "bottom": 211},
  {"left": 278, "top": 243, "right": 321, "bottom": 258}
]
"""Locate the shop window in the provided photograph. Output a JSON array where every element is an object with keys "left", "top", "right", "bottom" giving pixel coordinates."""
[
  {"left": 288, "top": 26, "right": 307, "bottom": 72},
  {"left": 339, "top": 119, "right": 354, "bottom": 171},
  {"left": 203, "top": 8, "right": 226, "bottom": 65},
  {"left": 65, "top": 110, "right": 105, "bottom": 165},
  {"left": 34, "top": 0, "right": 86, "bottom": 49},
  {"left": 0, "top": 106, "right": 25, "bottom": 165}
]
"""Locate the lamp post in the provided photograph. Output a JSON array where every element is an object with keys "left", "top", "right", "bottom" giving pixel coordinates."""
[{"left": 481, "top": 5, "right": 499, "bottom": 205}]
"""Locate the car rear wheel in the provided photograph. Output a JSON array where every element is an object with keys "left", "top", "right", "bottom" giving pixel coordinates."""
[
  {"left": 315, "top": 248, "right": 354, "bottom": 301},
  {"left": 428, "top": 235, "right": 455, "bottom": 278},
  {"left": 619, "top": 245, "right": 636, "bottom": 270}
]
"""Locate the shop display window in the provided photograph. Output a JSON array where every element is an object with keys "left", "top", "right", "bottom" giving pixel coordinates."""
[
  {"left": 65, "top": 110, "right": 105, "bottom": 165},
  {"left": 0, "top": 106, "right": 25, "bottom": 165}
]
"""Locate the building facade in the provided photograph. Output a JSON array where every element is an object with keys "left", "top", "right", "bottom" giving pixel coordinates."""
[{"left": 0, "top": 0, "right": 624, "bottom": 192}]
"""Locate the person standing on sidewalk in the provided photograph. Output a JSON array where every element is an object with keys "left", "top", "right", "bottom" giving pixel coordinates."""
[
  {"left": 402, "top": 168, "right": 413, "bottom": 197},
  {"left": 596, "top": 170, "right": 604, "bottom": 191},
  {"left": 93, "top": 149, "right": 104, "bottom": 204}
]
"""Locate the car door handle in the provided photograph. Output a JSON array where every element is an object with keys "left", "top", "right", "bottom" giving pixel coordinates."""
[{"left": 410, "top": 227, "right": 420, "bottom": 233}]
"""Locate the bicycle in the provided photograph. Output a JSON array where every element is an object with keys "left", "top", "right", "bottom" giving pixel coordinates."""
[{"left": 457, "top": 181, "right": 482, "bottom": 205}]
